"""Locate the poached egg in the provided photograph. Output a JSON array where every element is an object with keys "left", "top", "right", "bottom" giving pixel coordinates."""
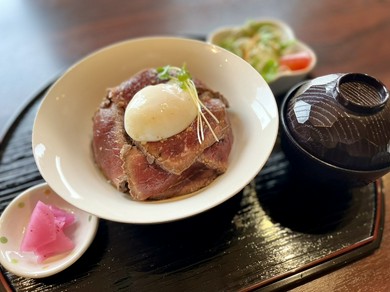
[{"left": 124, "top": 83, "right": 198, "bottom": 142}]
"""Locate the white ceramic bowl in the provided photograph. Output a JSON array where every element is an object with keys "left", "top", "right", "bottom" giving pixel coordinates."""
[
  {"left": 32, "top": 36, "right": 279, "bottom": 224},
  {"left": 0, "top": 183, "right": 98, "bottom": 278},
  {"left": 207, "top": 19, "right": 317, "bottom": 96}
]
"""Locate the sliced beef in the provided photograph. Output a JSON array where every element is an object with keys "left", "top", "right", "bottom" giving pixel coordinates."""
[
  {"left": 198, "top": 121, "right": 233, "bottom": 174},
  {"left": 107, "top": 69, "right": 162, "bottom": 107},
  {"left": 135, "top": 93, "right": 230, "bottom": 175},
  {"left": 121, "top": 146, "right": 220, "bottom": 201},
  {"left": 92, "top": 102, "right": 128, "bottom": 192}
]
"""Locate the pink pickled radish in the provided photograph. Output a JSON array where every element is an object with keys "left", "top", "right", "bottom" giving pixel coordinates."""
[
  {"left": 20, "top": 201, "right": 76, "bottom": 262},
  {"left": 35, "top": 230, "right": 75, "bottom": 263},
  {"left": 49, "top": 205, "right": 76, "bottom": 229}
]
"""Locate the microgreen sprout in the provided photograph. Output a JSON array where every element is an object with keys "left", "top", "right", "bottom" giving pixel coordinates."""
[{"left": 157, "top": 64, "right": 219, "bottom": 144}]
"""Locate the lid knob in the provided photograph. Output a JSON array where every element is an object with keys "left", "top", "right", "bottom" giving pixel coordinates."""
[{"left": 335, "top": 73, "right": 389, "bottom": 114}]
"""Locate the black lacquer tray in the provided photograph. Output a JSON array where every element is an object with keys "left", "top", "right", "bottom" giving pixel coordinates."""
[{"left": 0, "top": 83, "right": 384, "bottom": 292}]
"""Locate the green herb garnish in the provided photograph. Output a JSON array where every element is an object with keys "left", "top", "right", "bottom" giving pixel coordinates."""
[{"left": 157, "top": 64, "right": 220, "bottom": 143}]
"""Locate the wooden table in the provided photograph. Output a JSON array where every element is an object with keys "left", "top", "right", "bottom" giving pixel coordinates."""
[{"left": 1, "top": 0, "right": 390, "bottom": 290}]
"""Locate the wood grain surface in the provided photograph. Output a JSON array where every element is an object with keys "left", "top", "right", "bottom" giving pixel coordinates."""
[{"left": 1, "top": 0, "right": 390, "bottom": 290}]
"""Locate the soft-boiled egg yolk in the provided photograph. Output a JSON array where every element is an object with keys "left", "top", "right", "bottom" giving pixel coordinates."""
[{"left": 124, "top": 83, "right": 198, "bottom": 142}]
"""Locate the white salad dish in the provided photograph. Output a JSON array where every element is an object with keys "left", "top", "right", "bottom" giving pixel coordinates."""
[
  {"left": 0, "top": 183, "right": 99, "bottom": 278},
  {"left": 207, "top": 18, "right": 317, "bottom": 96},
  {"left": 32, "top": 36, "right": 279, "bottom": 224}
]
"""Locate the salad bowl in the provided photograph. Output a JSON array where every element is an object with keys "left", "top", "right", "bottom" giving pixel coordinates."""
[{"left": 207, "top": 18, "right": 317, "bottom": 96}]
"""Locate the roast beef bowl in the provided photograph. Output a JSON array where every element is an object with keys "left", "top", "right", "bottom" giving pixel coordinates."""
[{"left": 32, "top": 37, "right": 278, "bottom": 223}]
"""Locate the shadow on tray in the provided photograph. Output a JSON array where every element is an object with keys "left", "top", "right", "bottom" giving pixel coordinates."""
[{"left": 256, "top": 149, "right": 360, "bottom": 234}]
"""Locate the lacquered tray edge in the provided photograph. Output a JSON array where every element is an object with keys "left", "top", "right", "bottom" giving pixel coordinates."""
[{"left": 243, "top": 179, "right": 384, "bottom": 292}]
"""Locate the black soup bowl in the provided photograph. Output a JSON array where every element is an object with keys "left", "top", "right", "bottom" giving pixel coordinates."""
[{"left": 280, "top": 73, "right": 390, "bottom": 187}]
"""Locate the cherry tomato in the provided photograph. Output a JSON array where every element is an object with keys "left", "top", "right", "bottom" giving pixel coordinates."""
[{"left": 280, "top": 51, "right": 312, "bottom": 71}]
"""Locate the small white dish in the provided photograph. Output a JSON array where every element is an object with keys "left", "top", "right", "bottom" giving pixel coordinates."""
[
  {"left": 0, "top": 183, "right": 99, "bottom": 278},
  {"left": 207, "top": 18, "right": 317, "bottom": 96},
  {"left": 32, "top": 36, "right": 279, "bottom": 224}
]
